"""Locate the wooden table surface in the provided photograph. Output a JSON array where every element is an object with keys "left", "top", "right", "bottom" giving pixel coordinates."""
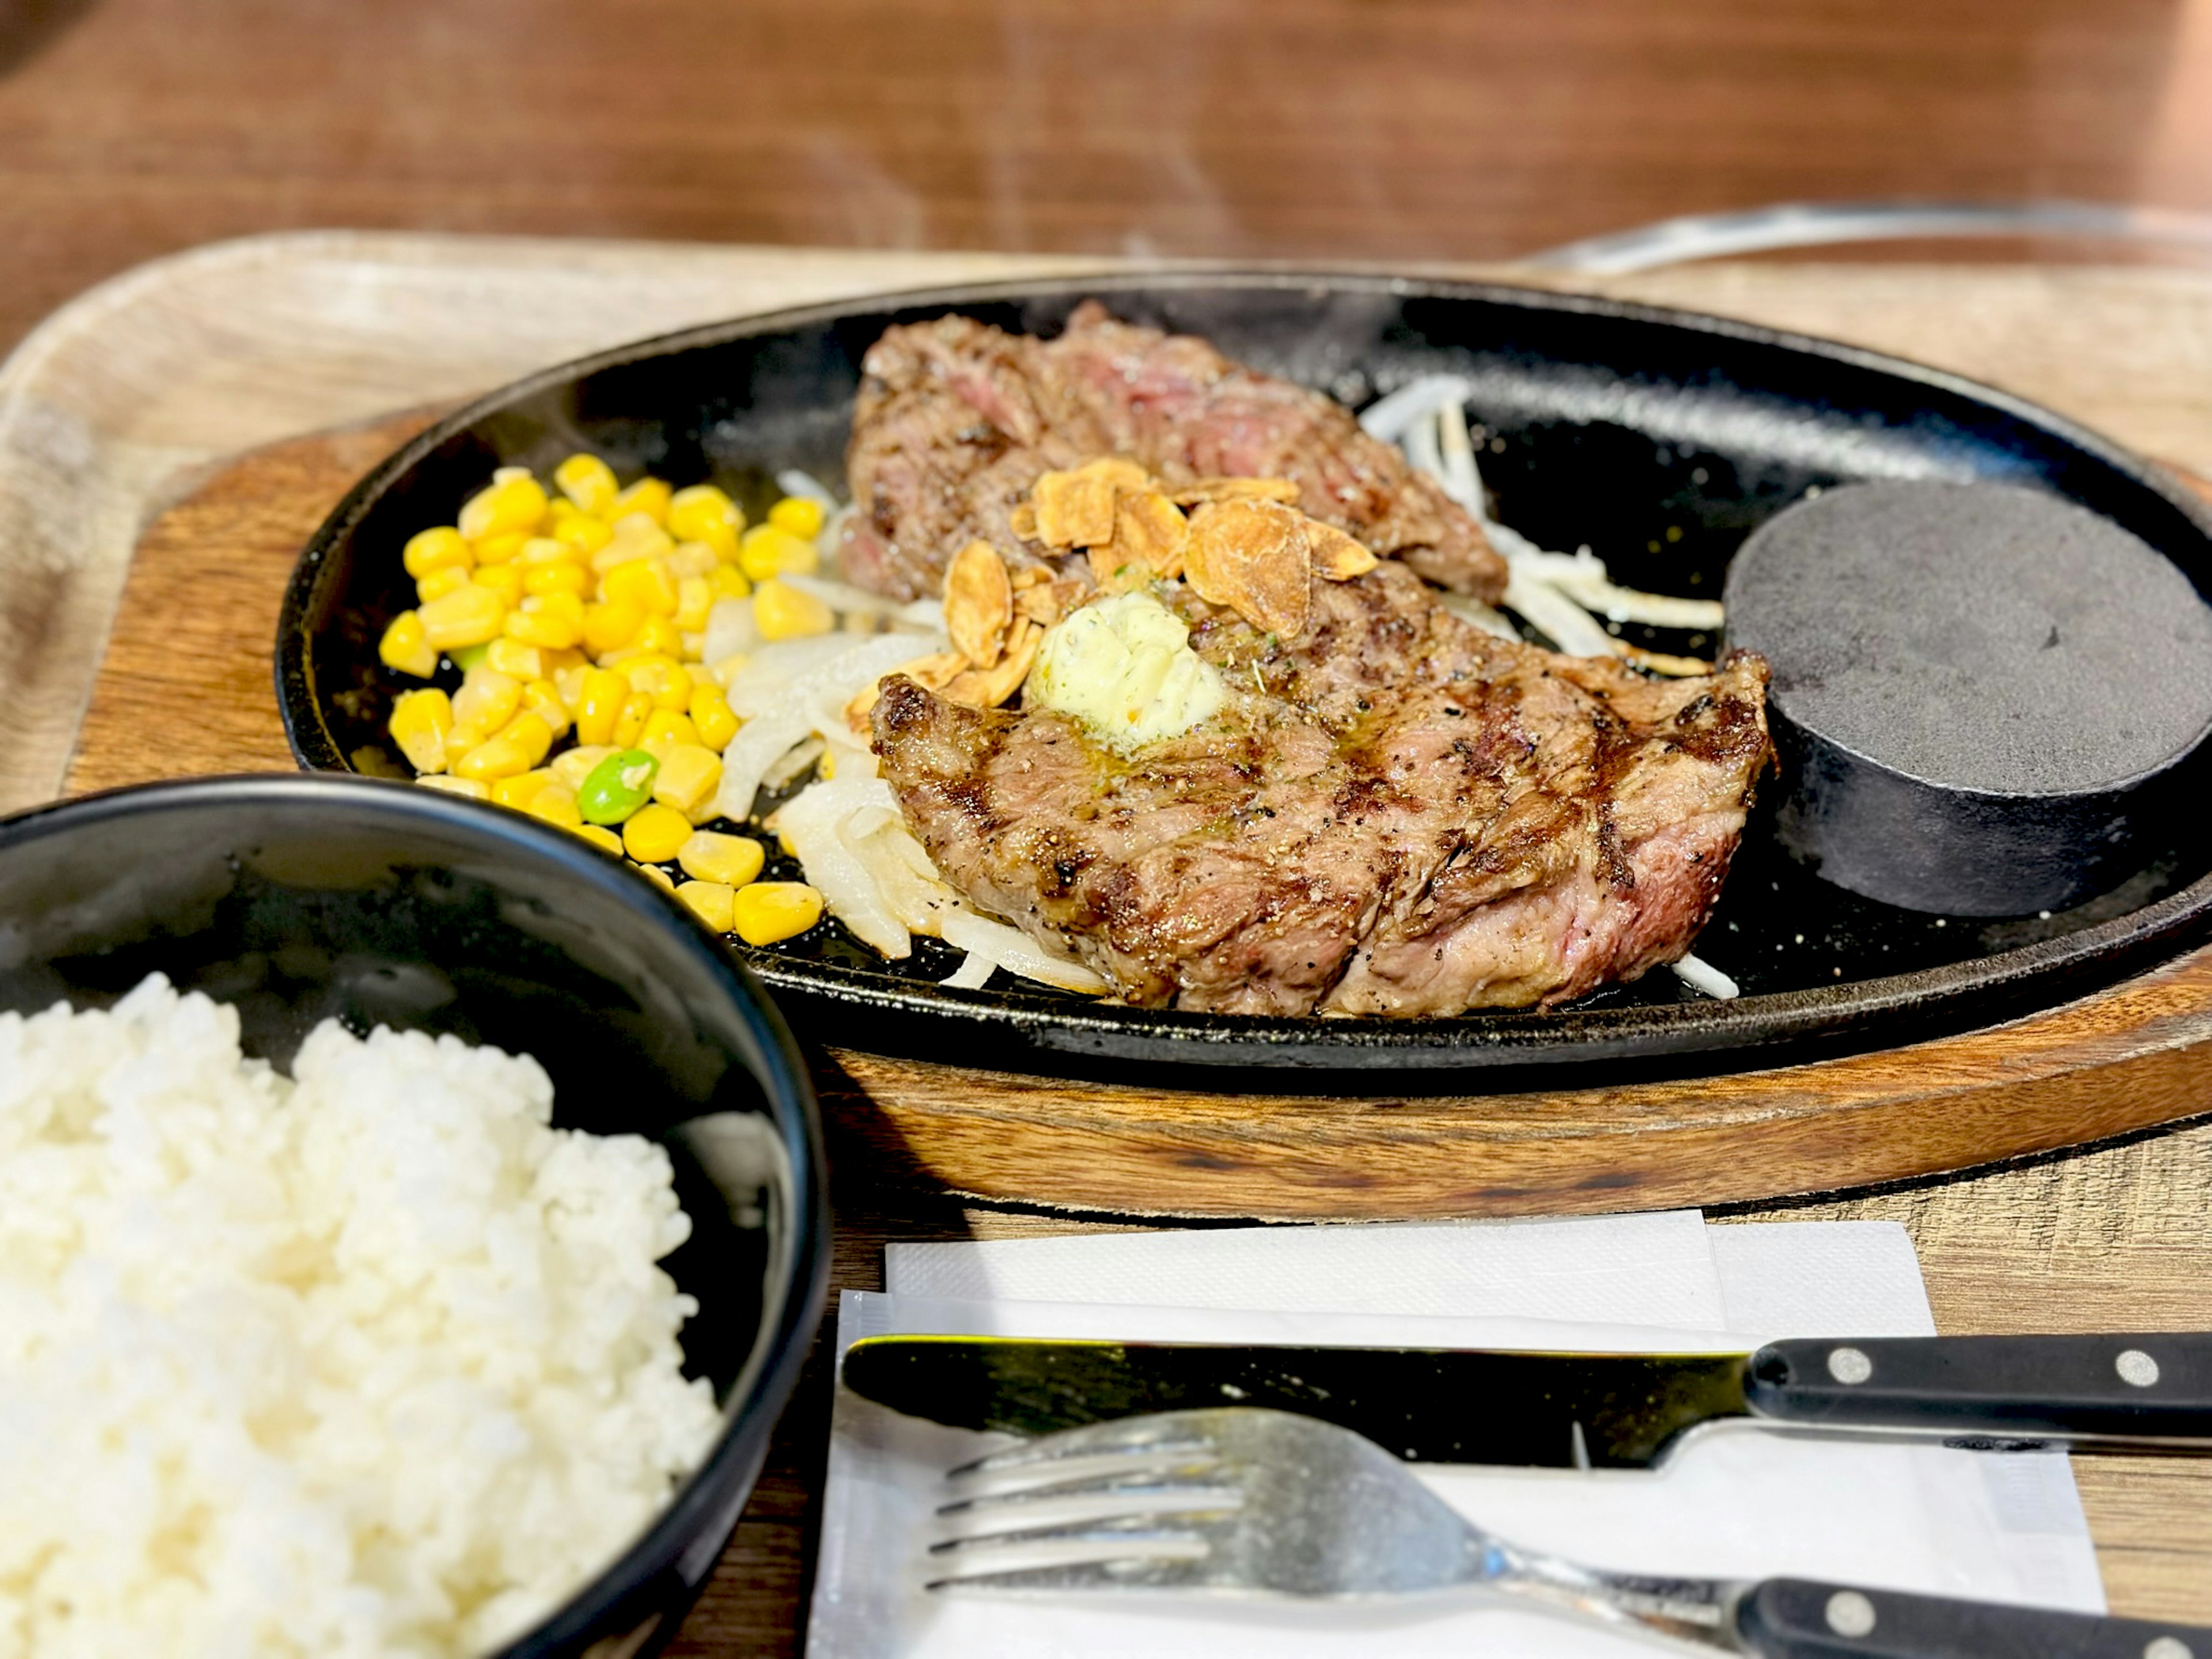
[{"left": 6, "top": 0, "right": 2212, "bottom": 360}]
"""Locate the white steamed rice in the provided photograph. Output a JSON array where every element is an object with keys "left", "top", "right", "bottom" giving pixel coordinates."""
[{"left": 0, "top": 975, "right": 721, "bottom": 1659}]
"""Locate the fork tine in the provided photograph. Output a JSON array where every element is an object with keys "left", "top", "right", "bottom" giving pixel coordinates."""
[
  {"left": 938, "top": 1478, "right": 1244, "bottom": 1535},
  {"left": 949, "top": 1415, "right": 1221, "bottom": 1479},
  {"left": 926, "top": 1528, "right": 1213, "bottom": 1594},
  {"left": 932, "top": 1516, "right": 1223, "bottom": 1558},
  {"left": 942, "top": 1451, "right": 1230, "bottom": 1504}
]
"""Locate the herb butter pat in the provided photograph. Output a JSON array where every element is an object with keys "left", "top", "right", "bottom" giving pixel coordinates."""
[{"left": 1028, "top": 589, "right": 1228, "bottom": 749}]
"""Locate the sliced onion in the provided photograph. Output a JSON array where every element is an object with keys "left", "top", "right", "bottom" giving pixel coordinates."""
[
  {"left": 1501, "top": 567, "right": 1619, "bottom": 658},
  {"left": 761, "top": 736, "right": 825, "bottom": 793},
  {"left": 938, "top": 952, "right": 995, "bottom": 990},
  {"left": 1357, "top": 374, "right": 1478, "bottom": 444},
  {"left": 939, "top": 908, "right": 1107, "bottom": 994},
  {"left": 1435, "top": 591, "right": 1521, "bottom": 641},
  {"left": 767, "top": 782, "right": 910, "bottom": 957},
  {"left": 1671, "top": 953, "right": 1740, "bottom": 999},
  {"left": 712, "top": 710, "right": 813, "bottom": 822},
  {"left": 775, "top": 469, "right": 838, "bottom": 504}
]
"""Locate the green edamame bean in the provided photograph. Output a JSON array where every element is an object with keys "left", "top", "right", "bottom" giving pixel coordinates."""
[{"left": 578, "top": 748, "right": 660, "bottom": 824}]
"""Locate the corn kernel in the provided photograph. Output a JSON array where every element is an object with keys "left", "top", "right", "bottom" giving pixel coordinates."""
[
  {"left": 452, "top": 733, "right": 533, "bottom": 782},
  {"left": 516, "top": 536, "right": 574, "bottom": 566},
  {"left": 630, "top": 614, "right": 683, "bottom": 658},
  {"left": 544, "top": 646, "right": 589, "bottom": 681},
  {"left": 416, "top": 565, "right": 471, "bottom": 605},
  {"left": 708, "top": 565, "right": 752, "bottom": 603},
  {"left": 419, "top": 584, "right": 508, "bottom": 650},
  {"left": 674, "top": 880, "right": 736, "bottom": 932},
  {"left": 484, "top": 637, "right": 544, "bottom": 681},
  {"left": 673, "top": 574, "right": 714, "bottom": 633},
  {"left": 550, "top": 453, "right": 615, "bottom": 513},
  {"left": 470, "top": 532, "right": 528, "bottom": 567},
  {"left": 669, "top": 483, "right": 740, "bottom": 536},
  {"left": 388, "top": 688, "right": 454, "bottom": 773},
  {"left": 522, "top": 677, "right": 571, "bottom": 738},
  {"left": 452, "top": 666, "right": 521, "bottom": 732},
  {"left": 753, "top": 578, "right": 834, "bottom": 640},
  {"left": 732, "top": 882, "right": 824, "bottom": 945},
  {"left": 551, "top": 744, "right": 617, "bottom": 791},
  {"left": 740, "top": 524, "right": 813, "bottom": 582},
  {"left": 524, "top": 559, "right": 590, "bottom": 599},
  {"left": 633, "top": 862, "right": 676, "bottom": 891},
  {"left": 638, "top": 709, "right": 702, "bottom": 759},
  {"left": 650, "top": 744, "right": 722, "bottom": 813},
  {"left": 472, "top": 565, "right": 524, "bottom": 608},
  {"left": 666, "top": 540, "right": 719, "bottom": 581},
  {"left": 677, "top": 830, "right": 764, "bottom": 887},
  {"left": 688, "top": 685, "right": 738, "bottom": 751},
  {"left": 525, "top": 785, "right": 584, "bottom": 830},
  {"left": 612, "top": 476, "right": 672, "bottom": 526},
  {"left": 581, "top": 600, "right": 643, "bottom": 656},
  {"left": 554, "top": 513, "right": 615, "bottom": 555},
  {"left": 613, "top": 690, "right": 654, "bottom": 748},
  {"left": 505, "top": 605, "right": 582, "bottom": 651},
  {"left": 500, "top": 710, "right": 555, "bottom": 767},
  {"left": 622, "top": 802, "right": 692, "bottom": 863},
  {"left": 573, "top": 823, "right": 623, "bottom": 854},
  {"left": 594, "top": 514, "right": 674, "bottom": 570},
  {"left": 378, "top": 611, "right": 440, "bottom": 678},
  {"left": 403, "top": 526, "right": 473, "bottom": 579},
  {"left": 459, "top": 468, "right": 549, "bottom": 541},
  {"left": 490, "top": 767, "right": 558, "bottom": 809},
  {"left": 768, "top": 496, "right": 825, "bottom": 539},
  {"left": 416, "top": 774, "right": 490, "bottom": 801},
  {"left": 572, "top": 668, "right": 630, "bottom": 745},
  {"left": 603, "top": 557, "right": 679, "bottom": 616},
  {"left": 624, "top": 657, "right": 694, "bottom": 712}
]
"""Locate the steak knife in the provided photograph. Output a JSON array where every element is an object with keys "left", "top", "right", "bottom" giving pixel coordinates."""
[{"left": 840, "top": 1332, "right": 2212, "bottom": 1468}]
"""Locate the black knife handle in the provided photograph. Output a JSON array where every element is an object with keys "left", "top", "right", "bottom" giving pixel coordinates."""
[
  {"left": 1744, "top": 1334, "right": 2212, "bottom": 1445},
  {"left": 1734, "top": 1578, "right": 2210, "bottom": 1658}
]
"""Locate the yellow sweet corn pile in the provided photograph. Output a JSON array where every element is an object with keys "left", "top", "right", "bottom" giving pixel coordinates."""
[{"left": 376, "top": 454, "right": 830, "bottom": 940}]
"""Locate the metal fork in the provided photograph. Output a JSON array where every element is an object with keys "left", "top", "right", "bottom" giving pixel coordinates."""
[{"left": 929, "top": 1407, "right": 2212, "bottom": 1657}]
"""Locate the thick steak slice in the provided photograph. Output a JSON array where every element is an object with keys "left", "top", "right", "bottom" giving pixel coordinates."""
[
  {"left": 842, "top": 302, "right": 1508, "bottom": 605},
  {"left": 872, "top": 565, "right": 1770, "bottom": 1016}
]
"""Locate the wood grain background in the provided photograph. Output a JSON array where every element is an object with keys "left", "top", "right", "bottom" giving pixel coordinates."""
[
  {"left": 6, "top": 0, "right": 2212, "bottom": 360},
  {"left": 65, "top": 402, "right": 2212, "bottom": 1648}
]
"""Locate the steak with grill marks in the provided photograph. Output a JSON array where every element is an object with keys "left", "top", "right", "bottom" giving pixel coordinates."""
[
  {"left": 870, "top": 562, "right": 1771, "bottom": 1016},
  {"left": 840, "top": 301, "right": 1508, "bottom": 604}
]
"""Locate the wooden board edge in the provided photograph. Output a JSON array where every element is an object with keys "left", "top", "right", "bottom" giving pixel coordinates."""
[{"left": 815, "top": 937, "right": 2212, "bottom": 1218}]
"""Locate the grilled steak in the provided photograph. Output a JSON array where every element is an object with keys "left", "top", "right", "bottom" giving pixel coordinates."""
[
  {"left": 842, "top": 302, "right": 1508, "bottom": 605},
  {"left": 872, "top": 562, "right": 1770, "bottom": 1016}
]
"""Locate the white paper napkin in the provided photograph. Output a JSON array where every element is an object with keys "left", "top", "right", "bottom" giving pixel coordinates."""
[{"left": 808, "top": 1214, "right": 2102, "bottom": 1658}]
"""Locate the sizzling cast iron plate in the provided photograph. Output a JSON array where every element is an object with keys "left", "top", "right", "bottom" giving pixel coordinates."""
[{"left": 276, "top": 271, "right": 2212, "bottom": 1081}]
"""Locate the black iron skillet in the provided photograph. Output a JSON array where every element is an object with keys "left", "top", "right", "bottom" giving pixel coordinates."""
[{"left": 275, "top": 270, "right": 2212, "bottom": 1082}]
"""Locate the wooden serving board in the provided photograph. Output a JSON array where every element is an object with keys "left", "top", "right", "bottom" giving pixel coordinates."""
[
  {"left": 41, "top": 243, "right": 2212, "bottom": 1639},
  {"left": 66, "top": 404, "right": 2212, "bottom": 1227}
]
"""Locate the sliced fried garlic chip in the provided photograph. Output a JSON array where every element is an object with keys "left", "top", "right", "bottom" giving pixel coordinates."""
[
  {"left": 943, "top": 618, "right": 1041, "bottom": 708},
  {"left": 1111, "top": 490, "right": 1190, "bottom": 579},
  {"left": 1184, "top": 498, "right": 1312, "bottom": 640},
  {"left": 944, "top": 539, "right": 1016, "bottom": 669},
  {"left": 1303, "top": 519, "right": 1380, "bottom": 581},
  {"left": 1008, "top": 501, "right": 1039, "bottom": 540},
  {"left": 1032, "top": 468, "right": 1119, "bottom": 548}
]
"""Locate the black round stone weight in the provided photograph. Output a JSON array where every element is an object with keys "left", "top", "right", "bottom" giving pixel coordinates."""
[{"left": 1723, "top": 480, "right": 2212, "bottom": 916}]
